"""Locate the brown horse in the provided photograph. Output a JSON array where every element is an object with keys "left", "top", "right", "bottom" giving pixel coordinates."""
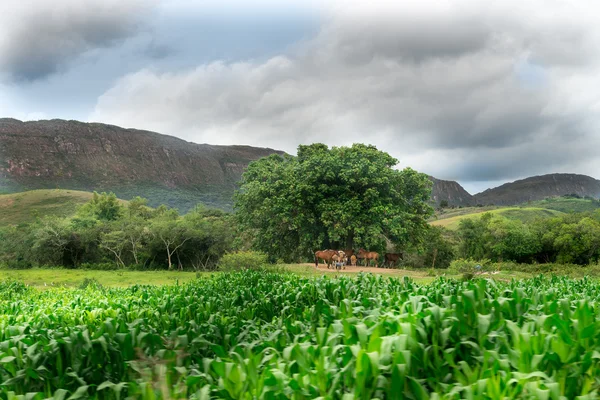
[
  {"left": 384, "top": 253, "right": 403, "bottom": 268},
  {"left": 315, "top": 249, "right": 337, "bottom": 268},
  {"left": 357, "top": 248, "right": 379, "bottom": 267},
  {"left": 343, "top": 249, "right": 354, "bottom": 265}
]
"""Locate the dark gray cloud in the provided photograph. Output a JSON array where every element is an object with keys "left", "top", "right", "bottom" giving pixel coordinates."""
[
  {"left": 90, "top": 0, "right": 600, "bottom": 188},
  {"left": 0, "top": 1, "right": 156, "bottom": 82}
]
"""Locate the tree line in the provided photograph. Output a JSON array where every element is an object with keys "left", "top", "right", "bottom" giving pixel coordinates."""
[
  {"left": 457, "top": 211, "right": 600, "bottom": 265},
  {"left": 0, "top": 193, "right": 234, "bottom": 270}
]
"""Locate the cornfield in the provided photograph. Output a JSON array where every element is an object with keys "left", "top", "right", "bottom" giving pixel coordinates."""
[{"left": 1, "top": 272, "right": 600, "bottom": 399}]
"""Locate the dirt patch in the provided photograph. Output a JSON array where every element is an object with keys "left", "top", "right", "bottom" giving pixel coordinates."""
[
  {"left": 305, "top": 263, "right": 426, "bottom": 277},
  {"left": 0, "top": 198, "right": 15, "bottom": 208}
]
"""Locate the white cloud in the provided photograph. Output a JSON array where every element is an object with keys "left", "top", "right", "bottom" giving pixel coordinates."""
[{"left": 91, "top": 0, "right": 600, "bottom": 186}]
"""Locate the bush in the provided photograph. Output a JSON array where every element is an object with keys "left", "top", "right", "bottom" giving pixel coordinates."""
[
  {"left": 4, "top": 259, "right": 34, "bottom": 270},
  {"left": 80, "top": 262, "right": 119, "bottom": 271},
  {"left": 448, "top": 258, "right": 494, "bottom": 275},
  {"left": 78, "top": 278, "right": 104, "bottom": 290},
  {"left": 217, "top": 251, "right": 268, "bottom": 272}
]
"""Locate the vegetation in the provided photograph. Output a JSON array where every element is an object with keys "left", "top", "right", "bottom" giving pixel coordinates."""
[
  {"left": 431, "top": 207, "right": 564, "bottom": 231},
  {"left": 0, "top": 189, "right": 97, "bottom": 225},
  {"left": 0, "top": 268, "right": 200, "bottom": 287},
  {"left": 526, "top": 196, "right": 600, "bottom": 213},
  {"left": 235, "top": 144, "right": 434, "bottom": 262},
  {"left": 457, "top": 211, "right": 600, "bottom": 265},
  {"left": 1, "top": 271, "right": 600, "bottom": 398},
  {"left": 0, "top": 193, "right": 234, "bottom": 270}
]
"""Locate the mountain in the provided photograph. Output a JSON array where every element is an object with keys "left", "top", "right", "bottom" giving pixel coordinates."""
[
  {"left": 0, "top": 118, "right": 283, "bottom": 211},
  {"left": 429, "top": 176, "right": 474, "bottom": 206},
  {"left": 473, "top": 173, "right": 600, "bottom": 206}
]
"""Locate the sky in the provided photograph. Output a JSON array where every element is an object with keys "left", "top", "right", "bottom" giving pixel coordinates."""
[{"left": 2, "top": 0, "right": 600, "bottom": 194}]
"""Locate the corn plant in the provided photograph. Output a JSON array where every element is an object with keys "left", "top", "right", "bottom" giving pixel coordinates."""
[{"left": 1, "top": 272, "right": 600, "bottom": 398}]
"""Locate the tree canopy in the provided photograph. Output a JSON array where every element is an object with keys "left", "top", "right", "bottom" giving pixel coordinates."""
[{"left": 234, "top": 143, "right": 434, "bottom": 262}]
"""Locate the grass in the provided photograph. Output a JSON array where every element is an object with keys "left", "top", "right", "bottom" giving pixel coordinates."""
[
  {"left": 0, "top": 265, "right": 453, "bottom": 288},
  {"left": 430, "top": 206, "right": 564, "bottom": 230},
  {"left": 526, "top": 197, "right": 600, "bottom": 213},
  {"left": 0, "top": 189, "right": 96, "bottom": 225},
  {"left": 0, "top": 268, "right": 202, "bottom": 288}
]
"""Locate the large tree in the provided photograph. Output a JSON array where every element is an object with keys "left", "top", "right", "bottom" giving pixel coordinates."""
[{"left": 235, "top": 143, "right": 434, "bottom": 262}]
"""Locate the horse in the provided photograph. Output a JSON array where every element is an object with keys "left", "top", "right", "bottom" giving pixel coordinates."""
[
  {"left": 357, "top": 248, "right": 379, "bottom": 267},
  {"left": 331, "top": 250, "right": 347, "bottom": 271},
  {"left": 350, "top": 254, "right": 357, "bottom": 266},
  {"left": 343, "top": 249, "right": 354, "bottom": 265},
  {"left": 314, "top": 249, "right": 337, "bottom": 268},
  {"left": 384, "top": 252, "right": 403, "bottom": 268}
]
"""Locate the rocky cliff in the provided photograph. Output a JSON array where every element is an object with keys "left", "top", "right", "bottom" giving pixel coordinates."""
[
  {"left": 473, "top": 173, "right": 600, "bottom": 205},
  {"left": 429, "top": 176, "right": 474, "bottom": 206},
  {"left": 0, "top": 118, "right": 283, "bottom": 211}
]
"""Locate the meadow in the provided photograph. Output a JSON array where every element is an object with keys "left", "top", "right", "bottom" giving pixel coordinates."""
[{"left": 1, "top": 270, "right": 600, "bottom": 399}]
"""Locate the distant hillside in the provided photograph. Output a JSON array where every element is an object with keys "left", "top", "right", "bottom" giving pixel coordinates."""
[
  {"left": 473, "top": 173, "right": 600, "bottom": 206},
  {"left": 0, "top": 119, "right": 283, "bottom": 211},
  {"left": 430, "top": 207, "right": 565, "bottom": 230},
  {"left": 429, "top": 176, "right": 474, "bottom": 206},
  {"left": 0, "top": 189, "right": 96, "bottom": 225},
  {"left": 526, "top": 197, "right": 600, "bottom": 213}
]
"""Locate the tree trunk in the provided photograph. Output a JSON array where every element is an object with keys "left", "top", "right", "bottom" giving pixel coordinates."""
[{"left": 166, "top": 245, "right": 173, "bottom": 270}]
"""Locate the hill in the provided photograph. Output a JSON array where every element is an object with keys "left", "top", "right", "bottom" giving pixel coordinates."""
[
  {"left": 430, "top": 206, "right": 565, "bottom": 230},
  {"left": 0, "top": 118, "right": 283, "bottom": 211},
  {"left": 473, "top": 173, "right": 600, "bottom": 206},
  {"left": 0, "top": 189, "right": 96, "bottom": 225},
  {"left": 526, "top": 196, "right": 600, "bottom": 213},
  {"left": 429, "top": 176, "right": 474, "bottom": 207}
]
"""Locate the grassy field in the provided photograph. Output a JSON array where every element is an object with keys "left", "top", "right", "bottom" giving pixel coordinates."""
[
  {"left": 526, "top": 197, "right": 600, "bottom": 213},
  {"left": 0, "top": 189, "right": 96, "bottom": 225},
  {"left": 0, "top": 268, "right": 201, "bottom": 287},
  {"left": 0, "top": 265, "right": 538, "bottom": 289},
  {"left": 431, "top": 206, "right": 564, "bottom": 230}
]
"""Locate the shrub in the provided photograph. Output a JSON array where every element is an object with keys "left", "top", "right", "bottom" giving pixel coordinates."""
[
  {"left": 4, "top": 259, "right": 34, "bottom": 269},
  {"left": 217, "top": 251, "right": 268, "bottom": 272},
  {"left": 78, "top": 278, "right": 104, "bottom": 290},
  {"left": 448, "top": 258, "right": 493, "bottom": 275},
  {"left": 80, "top": 262, "right": 118, "bottom": 271}
]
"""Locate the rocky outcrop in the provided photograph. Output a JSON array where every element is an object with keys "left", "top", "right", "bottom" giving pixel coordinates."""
[
  {"left": 429, "top": 176, "right": 474, "bottom": 206},
  {"left": 0, "top": 118, "right": 283, "bottom": 210},
  {"left": 473, "top": 173, "right": 600, "bottom": 205}
]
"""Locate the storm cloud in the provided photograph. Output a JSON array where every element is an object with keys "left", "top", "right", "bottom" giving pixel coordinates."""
[
  {"left": 0, "top": 0, "right": 156, "bottom": 82},
  {"left": 2, "top": 0, "right": 598, "bottom": 192},
  {"left": 89, "top": 0, "right": 600, "bottom": 190}
]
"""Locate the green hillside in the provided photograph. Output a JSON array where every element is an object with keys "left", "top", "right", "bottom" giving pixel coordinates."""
[
  {"left": 525, "top": 197, "right": 600, "bottom": 213},
  {"left": 431, "top": 207, "right": 565, "bottom": 230},
  {"left": 0, "top": 190, "right": 97, "bottom": 226}
]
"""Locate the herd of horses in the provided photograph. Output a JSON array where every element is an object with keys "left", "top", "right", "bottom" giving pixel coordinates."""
[{"left": 314, "top": 248, "right": 403, "bottom": 270}]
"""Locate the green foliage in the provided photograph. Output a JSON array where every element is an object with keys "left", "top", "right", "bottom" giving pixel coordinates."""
[
  {"left": 448, "top": 258, "right": 494, "bottom": 274},
  {"left": 2, "top": 271, "right": 600, "bottom": 397},
  {"left": 0, "top": 194, "right": 234, "bottom": 270},
  {"left": 217, "top": 251, "right": 268, "bottom": 271},
  {"left": 77, "top": 192, "right": 124, "bottom": 221},
  {"left": 235, "top": 143, "right": 434, "bottom": 262},
  {"left": 457, "top": 211, "right": 600, "bottom": 265},
  {"left": 0, "top": 189, "right": 95, "bottom": 226},
  {"left": 78, "top": 277, "right": 104, "bottom": 290}
]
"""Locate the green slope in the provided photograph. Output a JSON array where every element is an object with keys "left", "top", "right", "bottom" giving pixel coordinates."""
[
  {"left": 525, "top": 197, "right": 600, "bottom": 213},
  {"left": 431, "top": 207, "right": 565, "bottom": 230},
  {"left": 0, "top": 190, "right": 96, "bottom": 226}
]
